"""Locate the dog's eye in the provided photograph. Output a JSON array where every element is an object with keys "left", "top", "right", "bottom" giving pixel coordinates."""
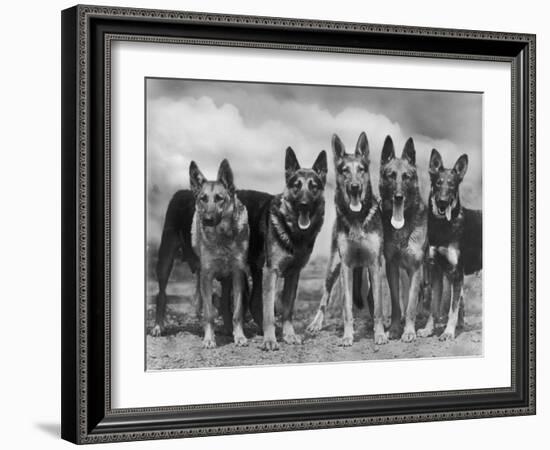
[
  {"left": 387, "top": 171, "right": 396, "bottom": 180},
  {"left": 214, "top": 194, "right": 224, "bottom": 203},
  {"left": 340, "top": 166, "right": 349, "bottom": 174},
  {"left": 436, "top": 179, "right": 443, "bottom": 186},
  {"left": 402, "top": 173, "right": 410, "bottom": 180},
  {"left": 293, "top": 180, "right": 302, "bottom": 190},
  {"left": 357, "top": 166, "right": 364, "bottom": 172},
  {"left": 200, "top": 194, "right": 208, "bottom": 203},
  {"left": 309, "top": 181, "right": 319, "bottom": 193}
]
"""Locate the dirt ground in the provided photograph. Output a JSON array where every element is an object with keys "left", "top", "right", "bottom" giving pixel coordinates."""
[{"left": 146, "top": 269, "right": 482, "bottom": 370}]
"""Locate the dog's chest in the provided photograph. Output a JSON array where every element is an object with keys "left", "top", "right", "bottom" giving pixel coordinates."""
[
  {"left": 192, "top": 214, "right": 249, "bottom": 274},
  {"left": 337, "top": 227, "right": 381, "bottom": 267}
]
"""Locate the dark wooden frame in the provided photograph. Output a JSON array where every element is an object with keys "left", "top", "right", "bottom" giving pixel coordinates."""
[{"left": 61, "top": 4, "right": 536, "bottom": 444}]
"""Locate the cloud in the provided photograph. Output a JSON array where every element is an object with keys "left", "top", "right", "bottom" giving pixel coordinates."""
[{"left": 146, "top": 80, "right": 482, "bottom": 257}]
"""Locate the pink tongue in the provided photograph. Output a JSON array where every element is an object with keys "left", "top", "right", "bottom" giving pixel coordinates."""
[
  {"left": 298, "top": 211, "right": 311, "bottom": 230},
  {"left": 391, "top": 201, "right": 404, "bottom": 229}
]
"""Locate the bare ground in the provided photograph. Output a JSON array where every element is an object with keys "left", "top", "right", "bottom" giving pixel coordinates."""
[{"left": 146, "top": 272, "right": 482, "bottom": 370}]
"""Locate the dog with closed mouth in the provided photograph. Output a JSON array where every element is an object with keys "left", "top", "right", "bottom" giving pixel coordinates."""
[
  {"left": 189, "top": 159, "right": 250, "bottom": 348},
  {"left": 307, "top": 132, "right": 385, "bottom": 346},
  {"left": 417, "top": 149, "right": 482, "bottom": 340},
  {"left": 379, "top": 136, "right": 428, "bottom": 342},
  {"left": 151, "top": 188, "right": 272, "bottom": 338},
  {"left": 259, "top": 147, "right": 327, "bottom": 350}
]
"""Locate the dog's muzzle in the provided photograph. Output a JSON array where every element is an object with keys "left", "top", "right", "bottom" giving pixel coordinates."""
[
  {"left": 297, "top": 202, "right": 312, "bottom": 230},
  {"left": 391, "top": 194, "right": 405, "bottom": 229},
  {"left": 348, "top": 184, "right": 362, "bottom": 212}
]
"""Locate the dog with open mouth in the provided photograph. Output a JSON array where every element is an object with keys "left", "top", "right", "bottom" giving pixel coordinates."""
[
  {"left": 307, "top": 132, "right": 385, "bottom": 346},
  {"left": 379, "top": 135, "right": 428, "bottom": 342},
  {"left": 259, "top": 147, "right": 327, "bottom": 350},
  {"left": 417, "top": 149, "right": 482, "bottom": 340}
]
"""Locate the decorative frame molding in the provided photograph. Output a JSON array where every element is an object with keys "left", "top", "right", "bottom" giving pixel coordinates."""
[{"left": 61, "top": 4, "right": 536, "bottom": 444}]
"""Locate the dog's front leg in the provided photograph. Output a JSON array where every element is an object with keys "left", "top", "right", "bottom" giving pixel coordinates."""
[
  {"left": 440, "top": 270, "right": 464, "bottom": 341},
  {"left": 386, "top": 259, "right": 401, "bottom": 340},
  {"left": 199, "top": 270, "right": 216, "bottom": 349},
  {"left": 369, "top": 262, "right": 387, "bottom": 344},
  {"left": 282, "top": 272, "right": 301, "bottom": 344},
  {"left": 261, "top": 268, "right": 279, "bottom": 351},
  {"left": 232, "top": 269, "right": 248, "bottom": 346},
  {"left": 340, "top": 264, "right": 354, "bottom": 346},
  {"left": 402, "top": 265, "right": 422, "bottom": 342},
  {"left": 418, "top": 261, "right": 442, "bottom": 338}
]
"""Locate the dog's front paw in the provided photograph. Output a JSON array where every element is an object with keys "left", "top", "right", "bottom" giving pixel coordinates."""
[
  {"left": 374, "top": 332, "right": 389, "bottom": 345},
  {"left": 202, "top": 338, "right": 217, "bottom": 349},
  {"left": 439, "top": 330, "right": 455, "bottom": 341},
  {"left": 261, "top": 337, "right": 280, "bottom": 351},
  {"left": 401, "top": 329, "right": 416, "bottom": 343},
  {"left": 306, "top": 311, "right": 324, "bottom": 334},
  {"left": 283, "top": 332, "right": 302, "bottom": 345},
  {"left": 150, "top": 324, "right": 163, "bottom": 337},
  {"left": 340, "top": 335, "right": 354, "bottom": 347},
  {"left": 234, "top": 335, "right": 248, "bottom": 347}
]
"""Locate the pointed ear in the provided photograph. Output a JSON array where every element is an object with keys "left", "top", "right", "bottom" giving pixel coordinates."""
[
  {"left": 380, "top": 135, "right": 395, "bottom": 166},
  {"left": 312, "top": 150, "right": 328, "bottom": 187},
  {"left": 217, "top": 159, "right": 235, "bottom": 195},
  {"left": 189, "top": 161, "right": 206, "bottom": 195},
  {"left": 355, "top": 131, "right": 369, "bottom": 163},
  {"left": 429, "top": 149, "right": 444, "bottom": 175},
  {"left": 401, "top": 137, "right": 416, "bottom": 166},
  {"left": 331, "top": 134, "right": 346, "bottom": 163},
  {"left": 453, "top": 154, "right": 469, "bottom": 182},
  {"left": 285, "top": 146, "right": 300, "bottom": 183}
]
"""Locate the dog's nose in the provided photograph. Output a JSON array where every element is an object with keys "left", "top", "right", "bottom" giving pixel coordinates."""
[
  {"left": 350, "top": 183, "right": 360, "bottom": 195},
  {"left": 298, "top": 201, "right": 309, "bottom": 211},
  {"left": 394, "top": 193, "right": 403, "bottom": 202}
]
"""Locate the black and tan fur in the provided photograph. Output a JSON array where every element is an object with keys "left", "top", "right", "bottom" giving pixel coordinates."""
[
  {"left": 260, "top": 147, "right": 327, "bottom": 350},
  {"left": 379, "top": 136, "right": 428, "bottom": 342},
  {"left": 189, "top": 159, "right": 250, "bottom": 348},
  {"left": 307, "top": 132, "right": 385, "bottom": 346},
  {"left": 151, "top": 188, "right": 272, "bottom": 338},
  {"left": 417, "top": 149, "right": 482, "bottom": 340}
]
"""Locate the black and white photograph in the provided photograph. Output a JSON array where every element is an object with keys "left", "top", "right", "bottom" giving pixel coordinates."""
[{"left": 145, "top": 78, "right": 483, "bottom": 370}]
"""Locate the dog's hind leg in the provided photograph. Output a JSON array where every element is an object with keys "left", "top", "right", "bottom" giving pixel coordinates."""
[
  {"left": 440, "top": 271, "right": 464, "bottom": 341},
  {"left": 151, "top": 230, "right": 179, "bottom": 337},
  {"left": 249, "top": 265, "right": 263, "bottom": 329},
  {"left": 220, "top": 277, "right": 233, "bottom": 336},
  {"left": 281, "top": 272, "right": 302, "bottom": 344},
  {"left": 307, "top": 254, "right": 340, "bottom": 334}
]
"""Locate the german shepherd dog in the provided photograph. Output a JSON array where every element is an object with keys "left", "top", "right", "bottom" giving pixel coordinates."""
[
  {"left": 188, "top": 159, "right": 251, "bottom": 348},
  {"left": 307, "top": 132, "right": 385, "bottom": 346},
  {"left": 260, "top": 147, "right": 327, "bottom": 350},
  {"left": 379, "top": 136, "right": 428, "bottom": 342},
  {"left": 417, "top": 149, "right": 482, "bottom": 340}
]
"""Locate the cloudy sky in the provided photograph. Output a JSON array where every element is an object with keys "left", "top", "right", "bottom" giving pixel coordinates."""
[{"left": 146, "top": 78, "right": 482, "bottom": 256}]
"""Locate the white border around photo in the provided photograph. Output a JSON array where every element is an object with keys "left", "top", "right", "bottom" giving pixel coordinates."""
[{"left": 111, "top": 41, "right": 511, "bottom": 409}]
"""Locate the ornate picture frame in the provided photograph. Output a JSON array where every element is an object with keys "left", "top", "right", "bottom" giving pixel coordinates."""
[{"left": 61, "top": 4, "right": 535, "bottom": 444}]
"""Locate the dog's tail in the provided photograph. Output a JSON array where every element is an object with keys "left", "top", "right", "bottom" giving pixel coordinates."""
[{"left": 352, "top": 268, "right": 374, "bottom": 316}]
